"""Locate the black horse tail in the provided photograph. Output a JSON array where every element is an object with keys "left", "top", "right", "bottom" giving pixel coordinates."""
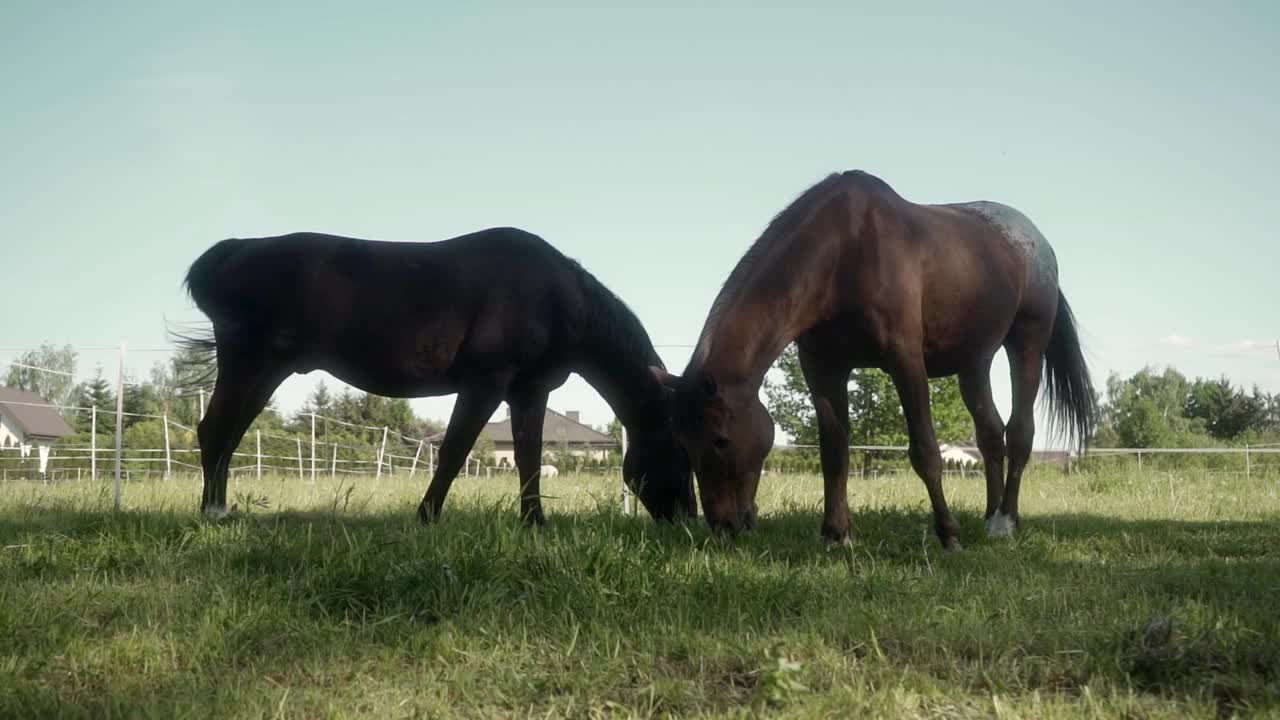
[
  {"left": 1041, "top": 288, "right": 1099, "bottom": 452},
  {"left": 167, "top": 238, "right": 252, "bottom": 389}
]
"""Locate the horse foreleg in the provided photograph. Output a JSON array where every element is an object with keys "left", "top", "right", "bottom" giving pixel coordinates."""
[
  {"left": 959, "top": 363, "right": 1011, "bottom": 538},
  {"left": 418, "top": 387, "right": 504, "bottom": 523},
  {"left": 889, "top": 350, "right": 962, "bottom": 551},
  {"left": 509, "top": 391, "right": 550, "bottom": 526},
  {"left": 799, "top": 348, "right": 852, "bottom": 547}
]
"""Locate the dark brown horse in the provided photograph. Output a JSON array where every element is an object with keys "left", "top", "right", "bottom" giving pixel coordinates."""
[
  {"left": 652, "top": 170, "right": 1097, "bottom": 550},
  {"left": 176, "top": 227, "right": 695, "bottom": 524}
]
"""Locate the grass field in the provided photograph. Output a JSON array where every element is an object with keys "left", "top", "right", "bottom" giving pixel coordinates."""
[{"left": 1, "top": 467, "right": 1278, "bottom": 719}]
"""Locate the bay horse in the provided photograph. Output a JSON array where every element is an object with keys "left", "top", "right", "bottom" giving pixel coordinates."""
[
  {"left": 175, "top": 227, "right": 695, "bottom": 524},
  {"left": 652, "top": 170, "right": 1098, "bottom": 550}
]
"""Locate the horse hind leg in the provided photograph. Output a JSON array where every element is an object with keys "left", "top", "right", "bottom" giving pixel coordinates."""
[
  {"left": 1002, "top": 335, "right": 1049, "bottom": 532},
  {"left": 197, "top": 351, "right": 290, "bottom": 517},
  {"left": 418, "top": 386, "right": 504, "bottom": 523},
  {"left": 958, "top": 364, "right": 1012, "bottom": 538}
]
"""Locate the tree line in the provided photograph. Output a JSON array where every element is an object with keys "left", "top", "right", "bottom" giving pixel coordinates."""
[
  {"left": 761, "top": 344, "right": 1280, "bottom": 475},
  {"left": 10, "top": 342, "right": 1276, "bottom": 478}
]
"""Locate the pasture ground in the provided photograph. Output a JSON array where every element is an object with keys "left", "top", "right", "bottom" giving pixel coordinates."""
[{"left": 1, "top": 467, "right": 1277, "bottom": 719}]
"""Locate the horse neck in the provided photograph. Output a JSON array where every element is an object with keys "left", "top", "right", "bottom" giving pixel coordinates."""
[
  {"left": 570, "top": 304, "right": 665, "bottom": 432},
  {"left": 573, "top": 346, "right": 663, "bottom": 432},
  {"left": 694, "top": 221, "right": 844, "bottom": 388}
]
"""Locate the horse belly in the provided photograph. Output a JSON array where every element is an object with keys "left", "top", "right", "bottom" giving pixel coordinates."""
[
  {"left": 306, "top": 316, "right": 471, "bottom": 398},
  {"left": 919, "top": 301, "right": 1014, "bottom": 374}
]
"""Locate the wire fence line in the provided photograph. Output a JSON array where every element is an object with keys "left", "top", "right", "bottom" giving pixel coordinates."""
[
  {"left": 7, "top": 364, "right": 1280, "bottom": 514},
  {"left": 7, "top": 391, "right": 1280, "bottom": 486},
  {"left": 0, "top": 393, "right": 644, "bottom": 511}
]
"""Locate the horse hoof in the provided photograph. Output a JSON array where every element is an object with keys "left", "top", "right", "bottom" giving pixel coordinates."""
[
  {"left": 822, "top": 533, "right": 852, "bottom": 550},
  {"left": 985, "top": 511, "right": 1016, "bottom": 539},
  {"left": 202, "top": 505, "right": 229, "bottom": 521},
  {"left": 942, "top": 537, "right": 963, "bottom": 553},
  {"left": 417, "top": 504, "right": 440, "bottom": 525}
]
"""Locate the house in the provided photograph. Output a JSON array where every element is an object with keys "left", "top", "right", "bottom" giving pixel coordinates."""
[
  {"left": 939, "top": 443, "right": 981, "bottom": 468},
  {"left": 938, "top": 444, "right": 1074, "bottom": 472},
  {"left": 430, "top": 407, "right": 616, "bottom": 467},
  {"left": 0, "top": 386, "right": 75, "bottom": 475}
]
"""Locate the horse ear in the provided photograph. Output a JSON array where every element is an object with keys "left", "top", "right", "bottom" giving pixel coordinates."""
[{"left": 649, "top": 366, "right": 680, "bottom": 390}]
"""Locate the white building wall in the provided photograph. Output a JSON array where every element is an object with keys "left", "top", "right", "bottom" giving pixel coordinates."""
[{"left": 0, "top": 412, "right": 23, "bottom": 449}]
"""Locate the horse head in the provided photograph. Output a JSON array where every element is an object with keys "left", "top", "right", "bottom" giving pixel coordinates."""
[{"left": 650, "top": 365, "right": 774, "bottom": 533}]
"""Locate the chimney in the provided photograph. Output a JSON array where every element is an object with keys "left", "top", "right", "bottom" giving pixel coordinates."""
[{"left": 566, "top": 411, "right": 580, "bottom": 423}]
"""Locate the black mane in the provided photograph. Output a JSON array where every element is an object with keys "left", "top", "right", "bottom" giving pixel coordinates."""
[{"left": 689, "top": 172, "right": 851, "bottom": 369}]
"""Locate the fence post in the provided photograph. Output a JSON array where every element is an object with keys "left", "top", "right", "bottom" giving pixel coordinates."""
[
  {"left": 1137, "top": 451, "right": 1143, "bottom": 473},
  {"left": 621, "top": 425, "right": 632, "bottom": 514},
  {"left": 113, "top": 342, "right": 126, "bottom": 511},
  {"left": 331, "top": 441, "right": 337, "bottom": 479},
  {"left": 376, "top": 426, "right": 388, "bottom": 480},
  {"left": 256, "top": 429, "right": 262, "bottom": 481},
  {"left": 90, "top": 405, "right": 97, "bottom": 481},
  {"left": 163, "top": 413, "right": 172, "bottom": 480},
  {"left": 409, "top": 439, "right": 424, "bottom": 479},
  {"left": 428, "top": 443, "right": 434, "bottom": 473},
  {"left": 1246, "top": 443, "right": 1251, "bottom": 479},
  {"left": 310, "top": 413, "right": 317, "bottom": 482},
  {"left": 296, "top": 438, "right": 304, "bottom": 479}
]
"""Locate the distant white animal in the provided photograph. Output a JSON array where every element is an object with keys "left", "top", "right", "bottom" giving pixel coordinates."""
[{"left": 540, "top": 464, "right": 559, "bottom": 478}]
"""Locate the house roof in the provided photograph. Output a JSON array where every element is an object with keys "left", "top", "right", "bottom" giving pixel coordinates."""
[
  {"left": 0, "top": 386, "right": 75, "bottom": 439},
  {"left": 429, "top": 408, "right": 613, "bottom": 446}
]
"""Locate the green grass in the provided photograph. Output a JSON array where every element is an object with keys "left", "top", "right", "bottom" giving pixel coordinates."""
[{"left": 1, "top": 468, "right": 1278, "bottom": 719}]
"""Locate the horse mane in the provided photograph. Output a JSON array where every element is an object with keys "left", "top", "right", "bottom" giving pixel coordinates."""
[
  {"left": 561, "top": 254, "right": 666, "bottom": 371},
  {"left": 689, "top": 171, "right": 862, "bottom": 368}
]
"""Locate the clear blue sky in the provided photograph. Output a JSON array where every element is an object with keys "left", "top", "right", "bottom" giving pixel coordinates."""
[{"left": 2, "top": 2, "right": 1277, "bottom": 448}]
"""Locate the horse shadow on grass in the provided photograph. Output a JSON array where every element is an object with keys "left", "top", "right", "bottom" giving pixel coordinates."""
[
  {"left": 3, "top": 499, "right": 1276, "bottom": 609},
  {"left": 4, "top": 501, "right": 1278, "bottom": 715}
]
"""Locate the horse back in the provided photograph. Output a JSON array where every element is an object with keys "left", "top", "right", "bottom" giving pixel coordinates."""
[{"left": 185, "top": 228, "right": 583, "bottom": 382}]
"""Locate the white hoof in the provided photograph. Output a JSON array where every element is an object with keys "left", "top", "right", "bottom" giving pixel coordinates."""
[
  {"left": 203, "top": 505, "right": 229, "bottom": 520},
  {"left": 823, "top": 535, "right": 852, "bottom": 551},
  {"left": 985, "top": 511, "right": 1015, "bottom": 538}
]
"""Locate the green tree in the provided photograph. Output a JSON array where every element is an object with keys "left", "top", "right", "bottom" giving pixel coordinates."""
[
  {"left": 70, "top": 366, "right": 117, "bottom": 433},
  {"left": 122, "top": 381, "right": 163, "bottom": 430},
  {"left": 604, "top": 417, "right": 623, "bottom": 446},
  {"left": 1099, "top": 367, "right": 1202, "bottom": 448},
  {"left": 291, "top": 380, "right": 336, "bottom": 435},
  {"left": 1184, "top": 377, "right": 1267, "bottom": 441},
  {"left": 471, "top": 434, "right": 497, "bottom": 466},
  {"left": 4, "top": 343, "right": 78, "bottom": 407},
  {"left": 308, "top": 380, "right": 333, "bottom": 415},
  {"left": 148, "top": 348, "right": 214, "bottom": 428}
]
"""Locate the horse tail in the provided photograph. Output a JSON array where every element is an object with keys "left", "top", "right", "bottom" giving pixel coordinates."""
[
  {"left": 167, "top": 237, "right": 253, "bottom": 388},
  {"left": 1041, "top": 288, "right": 1099, "bottom": 452}
]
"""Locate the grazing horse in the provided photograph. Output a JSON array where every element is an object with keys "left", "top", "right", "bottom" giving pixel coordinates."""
[
  {"left": 176, "top": 227, "right": 695, "bottom": 524},
  {"left": 652, "top": 170, "right": 1097, "bottom": 550}
]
